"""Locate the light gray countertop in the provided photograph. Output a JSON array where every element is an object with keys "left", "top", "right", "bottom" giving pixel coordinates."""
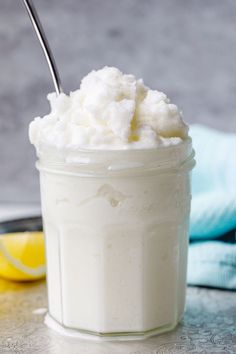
[
  {"left": 0, "top": 279, "right": 235, "bottom": 354},
  {"left": 0, "top": 204, "right": 235, "bottom": 353}
]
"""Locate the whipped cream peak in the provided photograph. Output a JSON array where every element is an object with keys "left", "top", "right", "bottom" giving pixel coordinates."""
[{"left": 29, "top": 66, "right": 188, "bottom": 150}]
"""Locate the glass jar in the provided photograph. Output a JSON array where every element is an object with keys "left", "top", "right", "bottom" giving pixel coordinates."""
[{"left": 36, "top": 138, "right": 195, "bottom": 340}]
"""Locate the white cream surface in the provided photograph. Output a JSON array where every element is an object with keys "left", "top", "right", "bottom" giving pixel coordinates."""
[{"left": 29, "top": 67, "right": 188, "bottom": 150}]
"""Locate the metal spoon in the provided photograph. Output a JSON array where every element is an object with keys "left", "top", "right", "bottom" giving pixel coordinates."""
[{"left": 22, "top": 0, "right": 63, "bottom": 95}]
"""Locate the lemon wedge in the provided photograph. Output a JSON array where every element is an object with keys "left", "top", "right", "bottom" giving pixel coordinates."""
[{"left": 0, "top": 231, "right": 46, "bottom": 281}]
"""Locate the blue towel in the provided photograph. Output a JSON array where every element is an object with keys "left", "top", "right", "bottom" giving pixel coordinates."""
[{"left": 188, "top": 124, "right": 236, "bottom": 290}]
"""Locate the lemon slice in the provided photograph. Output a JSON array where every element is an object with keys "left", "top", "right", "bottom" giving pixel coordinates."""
[{"left": 0, "top": 231, "right": 46, "bottom": 281}]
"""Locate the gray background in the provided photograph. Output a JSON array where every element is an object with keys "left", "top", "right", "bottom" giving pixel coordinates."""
[{"left": 1, "top": 0, "right": 236, "bottom": 203}]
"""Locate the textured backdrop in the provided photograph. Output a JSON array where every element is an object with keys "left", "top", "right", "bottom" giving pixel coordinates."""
[{"left": 0, "top": 0, "right": 236, "bottom": 202}]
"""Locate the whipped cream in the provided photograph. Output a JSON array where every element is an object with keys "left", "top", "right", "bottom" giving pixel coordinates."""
[{"left": 29, "top": 67, "right": 188, "bottom": 150}]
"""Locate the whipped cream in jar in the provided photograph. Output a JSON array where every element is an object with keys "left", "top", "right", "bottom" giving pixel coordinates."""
[{"left": 30, "top": 67, "right": 195, "bottom": 340}]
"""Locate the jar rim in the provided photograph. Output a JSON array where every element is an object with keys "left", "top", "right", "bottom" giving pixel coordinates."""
[
  {"left": 35, "top": 138, "right": 193, "bottom": 162},
  {"left": 36, "top": 138, "right": 195, "bottom": 177}
]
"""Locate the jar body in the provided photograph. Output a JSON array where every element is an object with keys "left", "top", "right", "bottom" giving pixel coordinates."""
[{"left": 38, "top": 142, "right": 194, "bottom": 340}]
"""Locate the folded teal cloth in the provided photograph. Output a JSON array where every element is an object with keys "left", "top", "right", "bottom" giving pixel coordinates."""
[{"left": 188, "top": 124, "right": 236, "bottom": 290}]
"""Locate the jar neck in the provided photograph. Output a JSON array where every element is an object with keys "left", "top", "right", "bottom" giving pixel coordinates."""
[{"left": 36, "top": 138, "right": 195, "bottom": 177}]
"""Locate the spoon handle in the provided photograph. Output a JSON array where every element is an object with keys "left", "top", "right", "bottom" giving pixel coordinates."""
[{"left": 22, "top": 0, "right": 63, "bottom": 95}]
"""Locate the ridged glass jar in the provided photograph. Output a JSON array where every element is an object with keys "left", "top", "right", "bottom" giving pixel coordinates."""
[{"left": 36, "top": 139, "right": 195, "bottom": 341}]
